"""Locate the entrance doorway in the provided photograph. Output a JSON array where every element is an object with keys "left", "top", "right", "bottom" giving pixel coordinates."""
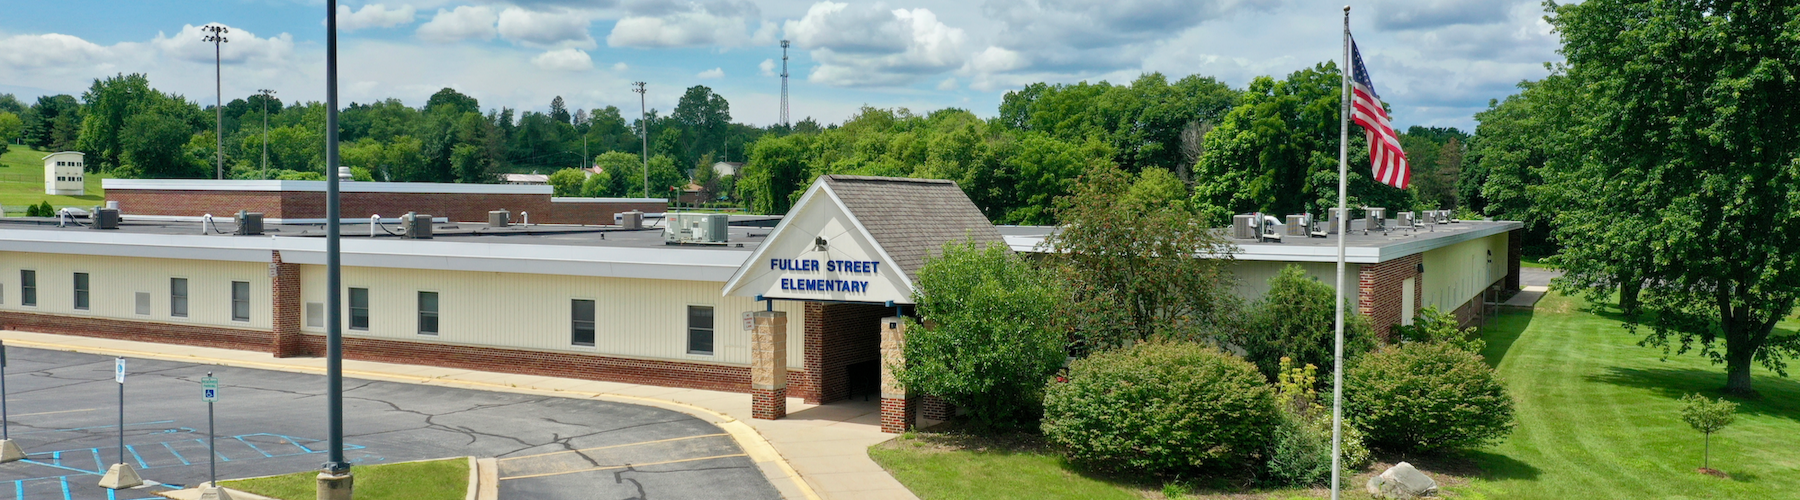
[{"left": 805, "top": 302, "right": 889, "bottom": 404}]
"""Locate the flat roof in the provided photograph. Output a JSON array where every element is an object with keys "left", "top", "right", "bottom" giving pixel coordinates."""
[
  {"left": 1000, "top": 219, "right": 1522, "bottom": 264},
  {"left": 102, "top": 178, "right": 554, "bottom": 195}
]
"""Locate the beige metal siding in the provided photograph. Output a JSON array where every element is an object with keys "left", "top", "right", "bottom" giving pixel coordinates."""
[
  {"left": 1419, "top": 233, "right": 1510, "bottom": 312},
  {"left": 298, "top": 265, "right": 805, "bottom": 368},
  {"left": 0, "top": 251, "right": 270, "bottom": 329},
  {"left": 1231, "top": 261, "right": 1363, "bottom": 304}
]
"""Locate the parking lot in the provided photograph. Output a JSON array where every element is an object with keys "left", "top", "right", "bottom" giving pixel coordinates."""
[{"left": 0, "top": 347, "right": 781, "bottom": 500}]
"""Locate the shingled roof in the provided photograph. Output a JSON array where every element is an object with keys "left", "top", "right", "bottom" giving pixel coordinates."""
[{"left": 820, "top": 175, "right": 1005, "bottom": 281}]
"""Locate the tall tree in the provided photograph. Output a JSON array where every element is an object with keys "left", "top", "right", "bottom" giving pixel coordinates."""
[
  {"left": 425, "top": 88, "right": 480, "bottom": 116},
  {"left": 549, "top": 96, "right": 570, "bottom": 125},
  {"left": 671, "top": 85, "right": 731, "bottom": 166},
  {"left": 1545, "top": 0, "right": 1800, "bottom": 395},
  {"left": 77, "top": 73, "right": 164, "bottom": 171}
]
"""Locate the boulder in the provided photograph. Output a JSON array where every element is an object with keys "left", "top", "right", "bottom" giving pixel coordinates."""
[{"left": 1364, "top": 462, "right": 1439, "bottom": 499}]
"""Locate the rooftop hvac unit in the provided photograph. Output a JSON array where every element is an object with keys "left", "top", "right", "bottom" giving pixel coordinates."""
[
  {"left": 235, "top": 210, "right": 264, "bottom": 235},
  {"left": 91, "top": 207, "right": 119, "bottom": 230},
  {"left": 1285, "top": 214, "right": 1310, "bottom": 237},
  {"left": 615, "top": 210, "right": 643, "bottom": 229},
  {"left": 664, "top": 212, "right": 729, "bottom": 245},
  {"left": 1231, "top": 214, "right": 1259, "bottom": 239},
  {"left": 488, "top": 209, "right": 510, "bottom": 228},
  {"left": 1364, "top": 207, "right": 1387, "bottom": 233},
  {"left": 402, "top": 212, "right": 433, "bottom": 239},
  {"left": 1396, "top": 211, "right": 1415, "bottom": 229},
  {"left": 1324, "top": 207, "right": 1350, "bottom": 234},
  {"left": 1259, "top": 215, "right": 1283, "bottom": 242}
]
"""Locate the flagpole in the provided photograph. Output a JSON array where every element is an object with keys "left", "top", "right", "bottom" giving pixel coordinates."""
[{"left": 1332, "top": 5, "right": 1351, "bottom": 500}]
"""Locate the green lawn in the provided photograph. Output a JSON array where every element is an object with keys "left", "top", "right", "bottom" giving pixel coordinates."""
[
  {"left": 219, "top": 458, "right": 468, "bottom": 500},
  {"left": 0, "top": 145, "right": 108, "bottom": 214},
  {"left": 1519, "top": 255, "right": 1554, "bottom": 269},
  {"left": 869, "top": 292, "right": 1800, "bottom": 499}
]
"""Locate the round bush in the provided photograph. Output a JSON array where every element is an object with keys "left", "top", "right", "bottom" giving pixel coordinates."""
[
  {"left": 1345, "top": 342, "right": 1516, "bottom": 452},
  {"left": 1042, "top": 342, "right": 1278, "bottom": 476}
]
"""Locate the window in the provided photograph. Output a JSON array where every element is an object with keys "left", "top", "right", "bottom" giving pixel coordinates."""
[
  {"left": 135, "top": 292, "right": 150, "bottom": 316},
  {"left": 417, "top": 291, "right": 439, "bottom": 335},
  {"left": 73, "top": 273, "right": 89, "bottom": 310},
  {"left": 306, "top": 302, "right": 324, "bottom": 328},
  {"left": 687, "top": 305, "right": 714, "bottom": 355},
  {"left": 349, "top": 288, "right": 369, "bottom": 330},
  {"left": 571, "top": 299, "right": 595, "bottom": 347},
  {"left": 21, "top": 270, "right": 35, "bottom": 306},
  {"left": 230, "top": 281, "right": 250, "bottom": 322},
  {"left": 170, "top": 278, "right": 188, "bottom": 317}
]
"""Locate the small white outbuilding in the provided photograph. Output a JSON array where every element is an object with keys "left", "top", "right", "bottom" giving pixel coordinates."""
[{"left": 42, "top": 151, "right": 85, "bottom": 196}]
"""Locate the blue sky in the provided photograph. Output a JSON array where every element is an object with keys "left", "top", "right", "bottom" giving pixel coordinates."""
[{"left": 0, "top": 0, "right": 1563, "bottom": 131}]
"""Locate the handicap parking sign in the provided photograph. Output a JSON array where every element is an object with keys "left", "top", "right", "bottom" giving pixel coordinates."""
[{"left": 202, "top": 376, "right": 219, "bottom": 403}]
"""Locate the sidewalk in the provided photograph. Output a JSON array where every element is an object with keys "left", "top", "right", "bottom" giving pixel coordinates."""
[{"left": 0, "top": 330, "right": 918, "bottom": 500}]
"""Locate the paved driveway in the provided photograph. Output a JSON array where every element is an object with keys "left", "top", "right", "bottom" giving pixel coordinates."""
[{"left": 0, "top": 347, "right": 781, "bottom": 500}]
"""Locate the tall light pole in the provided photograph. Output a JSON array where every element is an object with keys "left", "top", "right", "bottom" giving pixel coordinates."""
[
  {"left": 258, "top": 89, "right": 275, "bottom": 180},
  {"left": 319, "top": 1, "right": 352, "bottom": 498},
  {"left": 780, "top": 40, "right": 790, "bottom": 128},
  {"left": 632, "top": 82, "right": 648, "bottom": 198},
  {"left": 202, "top": 25, "right": 229, "bottom": 180}
]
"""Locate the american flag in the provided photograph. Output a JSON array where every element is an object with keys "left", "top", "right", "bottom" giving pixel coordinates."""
[{"left": 1349, "top": 39, "right": 1408, "bottom": 189}]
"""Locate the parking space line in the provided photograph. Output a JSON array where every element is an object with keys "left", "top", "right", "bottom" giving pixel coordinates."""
[
  {"left": 497, "top": 433, "right": 729, "bottom": 462},
  {"left": 498, "top": 453, "right": 748, "bottom": 481},
  {"left": 161, "top": 442, "right": 189, "bottom": 466},
  {"left": 126, "top": 445, "right": 148, "bottom": 469},
  {"left": 12, "top": 408, "right": 99, "bottom": 418}
]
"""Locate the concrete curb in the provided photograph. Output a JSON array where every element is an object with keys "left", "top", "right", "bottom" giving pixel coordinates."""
[{"left": 5, "top": 337, "right": 823, "bottom": 500}]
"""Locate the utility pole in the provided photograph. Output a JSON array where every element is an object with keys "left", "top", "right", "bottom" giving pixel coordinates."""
[
  {"left": 780, "top": 40, "right": 790, "bottom": 128},
  {"left": 259, "top": 89, "right": 275, "bottom": 180},
  {"left": 632, "top": 82, "right": 648, "bottom": 197},
  {"left": 320, "top": 1, "right": 353, "bottom": 498},
  {"left": 202, "top": 25, "right": 229, "bottom": 180}
]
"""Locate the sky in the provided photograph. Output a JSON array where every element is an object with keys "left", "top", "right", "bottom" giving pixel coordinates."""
[{"left": 0, "top": 0, "right": 1563, "bottom": 132}]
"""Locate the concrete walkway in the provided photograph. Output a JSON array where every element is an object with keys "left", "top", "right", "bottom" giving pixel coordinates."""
[
  {"left": 1502, "top": 285, "right": 1550, "bottom": 307},
  {"left": 0, "top": 330, "right": 917, "bottom": 500}
]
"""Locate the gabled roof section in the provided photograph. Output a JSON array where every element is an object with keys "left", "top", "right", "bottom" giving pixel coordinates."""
[{"left": 819, "top": 175, "right": 1004, "bottom": 281}]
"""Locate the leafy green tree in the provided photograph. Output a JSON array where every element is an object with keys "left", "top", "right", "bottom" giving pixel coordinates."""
[
  {"left": 1467, "top": 74, "right": 1579, "bottom": 257},
  {"left": 78, "top": 73, "right": 165, "bottom": 170},
  {"left": 1047, "top": 164, "right": 1241, "bottom": 352},
  {"left": 22, "top": 95, "right": 81, "bottom": 150},
  {"left": 741, "top": 134, "right": 813, "bottom": 214},
  {"left": 897, "top": 240, "right": 1071, "bottom": 430},
  {"left": 1544, "top": 0, "right": 1800, "bottom": 394},
  {"left": 0, "top": 111, "right": 22, "bottom": 146},
  {"left": 1234, "top": 265, "right": 1376, "bottom": 381},
  {"left": 548, "top": 96, "right": 570, "bottom": 125},
  {"left": 1394, "top": 306, "right": 1484, "bottom": 352},
  {"left": 547, "top": 168, "right": 585, "bottom": 197},
  {"left": 121, "top": 113, "right": 201, "bottom": 178},
  {"left": 1678, "top": 393, "right": 1738, "bottom": 471},
  {"left": 580, "top": 169, "right": 611, "bottom": 197},
  {"left": 424, "top": 88, "right": 479, "bottom": 116},
  {"left": 997, "top": 73, "right": 1238, "bottom": 177},
  {"left": 594, "top": 151, "right": 642, "bottom": 197}
]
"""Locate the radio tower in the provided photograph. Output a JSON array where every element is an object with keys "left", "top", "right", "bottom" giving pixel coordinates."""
[{"left": 779, "top": 40, "right": 790, "bottom": 128}]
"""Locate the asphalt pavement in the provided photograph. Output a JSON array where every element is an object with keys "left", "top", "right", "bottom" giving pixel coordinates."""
[{"left": 0, "top": 347, "right": 781, "bottom": 500}]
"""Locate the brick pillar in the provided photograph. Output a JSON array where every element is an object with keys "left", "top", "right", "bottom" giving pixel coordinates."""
[
  {"left": 879, "top": 316, "right": 915, "bottom": 433},
  {"left": 1506, "top": 228, "right": 1523, "bottom": 292},
  {"left": 750, "top": 310, "right": 788, "bottom": 420},
  {"left": 920, "top": 395, "right": 955, "bottom": 422},
  {"left": 270, "top": 251, "right": 307, "bottom": 357},
  {"left": 801, "top": 301, "right": 825, "bottom": 404}
]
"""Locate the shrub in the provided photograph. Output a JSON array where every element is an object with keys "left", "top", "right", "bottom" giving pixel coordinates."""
[
  {"left": 1235, "top": 265, "right": 1377, "bottom": 382},
  {"left": 1263, "top": 358, "right": 1370, "bottom": 487},
  {"left": 1394, "top": 306, "right": 1484, "bottom": 352},
  {"left": 1042, "top": 342, "right": 1278, "bottom": 476},
  {"left": 897, "top": 240, "right": 1070, "bottom": 431},
  {"left": 1346, "top": 343, "right": 1515, "bottom": 452}
]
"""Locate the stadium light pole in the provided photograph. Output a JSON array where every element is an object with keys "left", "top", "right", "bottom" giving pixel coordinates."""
[
  {"left": 202, "top": 25, "right": 229, "bottom": 180},
  {"left": 632, "top": 82, "right": 648, "bottom": 198},
  {"left": 259, "top": 89, "right": 275, "bottom": 180},
  {"left": 319, "top": 1, "right": 353, "bottom": 498}
]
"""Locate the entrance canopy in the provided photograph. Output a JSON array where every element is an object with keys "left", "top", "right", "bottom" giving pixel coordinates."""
[{"left": 722, "top": 175, "right": 1004, "bottom": 305}]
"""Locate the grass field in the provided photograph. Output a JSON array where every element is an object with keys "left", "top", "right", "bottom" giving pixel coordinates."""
[
  {"left": 0, "top": 145, "right": 108, "bottom": 214},
  {"left": 869, "top": 292, "right": 1800, "bottom": 499},
  {"left": 220, "top": 457, "right": 469, "bottom": 500}
]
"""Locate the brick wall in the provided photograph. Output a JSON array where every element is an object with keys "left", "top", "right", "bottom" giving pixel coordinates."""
[
  {"left": 799, "top": 302, "right": 887, "bottom": 404},
  {"left": 109, "top": 190, "right": 554, "bottom": 223},
  {"left": 1358, "top": 254, "right": 1422, "bottom": 340},
  {"left": 545, "top": 201, "right": 667, "bottom": 226},
  {"left": 109, "top": 190, "right": 288, "bottom": 218},
  {"left": 0, "top": 311, "right": 272, "bottom": 352},
  {"left": 271, "top": 251, "right": 308, "bottom": 357}
]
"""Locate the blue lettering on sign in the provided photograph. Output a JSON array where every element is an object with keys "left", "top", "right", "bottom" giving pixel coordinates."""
[{"left": 781, "top": 278, "right": 870, "bottom": 293}]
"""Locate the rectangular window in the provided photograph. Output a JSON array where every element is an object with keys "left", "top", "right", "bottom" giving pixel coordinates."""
[
  {"left": 21, "top": 270, "right": 36, "bottom": 306},
  {"left": 73, "top": 272, "right": 89, "bottom": 310},
  {"left": 135, "top": 292, "right": 150, "bottom": 316},
  {"left": 230, "top": 281, "right": 250, "bottom": 322},
  {"left": 417, "top": 291, "right": 439, "bottom": 336},
  {"left": 349, "top": 288, "right": 369, "bottom": 330},
  {"left": 571, "top": 299, "right": 595, "bottom": 347},
  {"left": 170, "top": 278, "right": 189, "bottom": 317},
  {"left": 687, "top": 305, "right": 714, "bottom": 355},
  {"left": 306, "top": 302, "right": 324, "bottom": 328}
]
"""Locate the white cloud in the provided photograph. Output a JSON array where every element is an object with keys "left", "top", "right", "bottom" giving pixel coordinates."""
[
  {"left": 497, "top": 7, "right": 595, "bottom": 49},
  {"left": 532, "top": 47, "right": 593, "bottom": 71},
  {"left": 697, "top": 67, "right": 724, "bottom": 78},
  {"left": 152, "top": 24, "right": 295, "bottom": 65},
  {"left": 784, "top": 3, "right": 968, "bottom": 87},
  {"left": 0, "top": 33, "right": 114, "bottom": 69},
  {"left": 612, "top": 61, "right": 628, "bottom": 71},
  {"left": 759, "top": 58, "right": 776, "bottom": 76},
  {"left": 337, "top": 4, "right": 417, "bottom": 31},
  {"left": 607, "top": 0, "right": 766, "bottom": 48},
  {"left": 935, "top": 77, "right": 956, "bottom": 90},
  {"left": 417, "top": 6, "right": 497, "bottom": 43}
]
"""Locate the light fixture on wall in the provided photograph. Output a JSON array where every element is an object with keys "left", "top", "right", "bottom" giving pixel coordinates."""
[
  {"left": 815, "top": 236, "right": 828, "bottom": 251},
  {"left": 1417, "top": 263, "right": 1424, "bottom": 274}
]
